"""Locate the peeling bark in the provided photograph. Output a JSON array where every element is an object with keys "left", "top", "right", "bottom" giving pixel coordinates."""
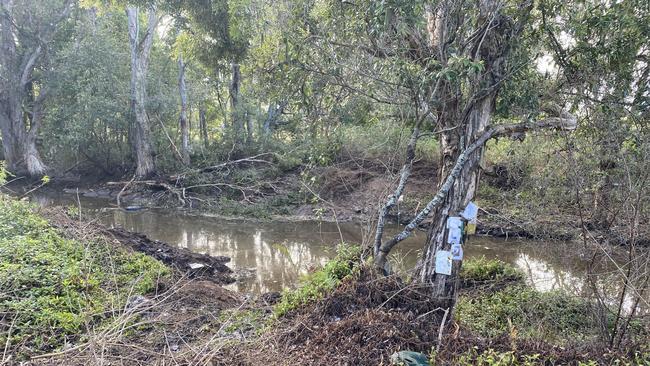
[
  {"left": 373, "top": 106, "right": 431, "bottom": 258},
  {"left": 127, "top": 6, "right": 158, "bottom": 178},
  {"left": 375, "top": 115, "right": 577, "bottom": 273},
  {"left": 0, "top": 0, "right": 72, "bottom": 177}
]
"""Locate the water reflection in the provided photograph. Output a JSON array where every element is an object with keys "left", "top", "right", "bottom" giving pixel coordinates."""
[
  {"left": 104, "top": 209, "right": 359, "bottom": 293},
  {"left": 30, "top": 192, "right": 643, "bottom": 306}
]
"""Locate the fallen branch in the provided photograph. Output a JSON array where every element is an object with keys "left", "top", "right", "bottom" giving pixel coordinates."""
[
  {"left": 109, "top": 179, "right": 185, "bottom": 207},
  {"left": 116, "top": 174, "right": 136, "bottom": 208},
  {"left": 175, "top": 153, "right": 273, "bottom": 178}
]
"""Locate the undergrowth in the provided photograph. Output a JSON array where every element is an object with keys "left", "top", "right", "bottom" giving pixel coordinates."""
[
  {"left": 0, "top": 196, "right": 170, "bottom": 359},
  {"left": 434, "top": 347, "right": 650, "bottom": 366},
  {"left": 273, "top": 244, "right": 361, "bottom": 318},
  {"left": 456, "top": 285, "right": 599, "bottom": 344},
  {"left": 460, "top": 256, "right": 524, "bottom": 288},
  {"left": 214, "top": 194, "right": 302, "bottom": 219}
]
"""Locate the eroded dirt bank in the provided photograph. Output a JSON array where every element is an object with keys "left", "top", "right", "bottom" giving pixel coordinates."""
[{"left": 25, "top": 209, "right": 247, "bottom": 365}]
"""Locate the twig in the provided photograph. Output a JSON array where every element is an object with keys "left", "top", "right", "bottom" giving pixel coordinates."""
[{"left": 436, "top": 307, "right": 450, "bottom": 353}]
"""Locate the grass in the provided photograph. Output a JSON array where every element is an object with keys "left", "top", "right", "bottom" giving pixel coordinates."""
[
  {"left": 0, "top": 196, "right": 170, "bottom": 359},
  {"left": 457, "top": 257, "right": 600, "bottom": 344},
  {"left": 273, "top": 244, "right": 361, "bottom": 318}
]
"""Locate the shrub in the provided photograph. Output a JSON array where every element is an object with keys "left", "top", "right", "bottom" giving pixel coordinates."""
[{"left": 273, "top": 244, "right": 361, "bottom": 318}]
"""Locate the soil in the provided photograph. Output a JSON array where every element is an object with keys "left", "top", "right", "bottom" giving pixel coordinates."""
[
  {"left": 45, "top": 208, "right": 236, "bottom": 285},
  {"left": 106, "top": 227, "right": 235, "bottom": 285}
]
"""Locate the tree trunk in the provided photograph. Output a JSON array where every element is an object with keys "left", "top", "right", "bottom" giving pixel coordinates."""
[
  {"left": 199, "top": 104, "right": 208, "bottom": 147},
  {"left": 127, "top": 6, "right": 157, "bottom": 178},
  {"left": 0, "top": 0, "right": 53, "bottom": 177},
  {"left": 374, "top": 2, "right": 541, "bottom": 309},
  {"left": 178, "top": 54, "right": 190, "bottom": 165},
  {"left": 229, "top": 63, "right": 243, "bottom": 146},
  {"left": 419, "top": 96, "right": 493, "bottom": 307},
  {"left": 262, "top": 101, "right": 286, "bottom": 135},
  {"left": 416, "top": 3, "right": 528, "bottom": 307},
  {"left": 0, "top": 88, "right": 48, "bottom": 180},
  {"left": 245, "top": 110, "right": 254, "bottom": 144}
]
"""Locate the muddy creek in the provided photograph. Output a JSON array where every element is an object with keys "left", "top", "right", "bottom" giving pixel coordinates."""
[{"left": 31, "top": 192, "right": 630, "bottom": 302}]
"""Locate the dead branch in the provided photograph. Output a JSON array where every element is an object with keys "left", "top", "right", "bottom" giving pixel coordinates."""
[
  {"left": 175, "top": 153, "right": 273, "bottom": 177},
  {"left": 109, "top": 179, "right": 185, "bottom": 207}
]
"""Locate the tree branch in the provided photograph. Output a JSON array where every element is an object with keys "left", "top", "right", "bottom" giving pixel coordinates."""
[{"left": 374, "top": 111, "right": 577, "bottom": 269}]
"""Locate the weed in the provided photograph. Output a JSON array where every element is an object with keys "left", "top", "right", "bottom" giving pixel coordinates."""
[{"left": 218, "top": 309, "right": 266, "bottom": 334}]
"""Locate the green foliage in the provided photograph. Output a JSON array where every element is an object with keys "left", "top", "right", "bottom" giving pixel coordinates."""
[
  {"left": 0, "top": 196, "right": 169, "bottom": 358},
  {"left": 448, "top": 348, "right": 542, "bottom": 366},
  {"left": 460, "top": 257, "right": 524, "bottom": 286},
  {"left": 273, "top": 244, "right": 361, "bottom": 318},
  {"left": 456, "top": 286, "right": 599, "bottom": 344},
  {"left": 435, "top": 348, "right": 650, "bottom": 366}
]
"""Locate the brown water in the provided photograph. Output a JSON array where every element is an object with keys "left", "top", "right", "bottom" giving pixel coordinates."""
[{"left": 31, "top": 192, "right": 642, "bottom": 310}]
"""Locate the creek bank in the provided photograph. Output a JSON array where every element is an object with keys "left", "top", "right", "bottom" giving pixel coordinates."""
[
  {"left": 45, "top": 207, "right": 236, "bottom": 285},
  {"left": 4, "top": 200, "right": 647, "bottom": 365},
  {"left": 212, "top": 256, "right": 649, "bottom": 365},
  {"left": 105, "top": 227, "right": 235, "bottom": 284},
  {"left": 12, "top": 159, "right": 647, "bottom": 247},
  {"left": 18, "top": 178, "right": 580, "bottom": 242},
  {"left": 0, "top": 199, "right": 247, "bottom": 364}
]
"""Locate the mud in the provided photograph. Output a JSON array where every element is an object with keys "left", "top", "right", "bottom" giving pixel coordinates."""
[
  {"left": 44, "top": 206, "right": 236, "bottom": 285},
  {"left": 106, "top": 227, "right": 235, "bottom": 285}
]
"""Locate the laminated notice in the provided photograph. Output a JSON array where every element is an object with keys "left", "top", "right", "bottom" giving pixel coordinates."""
[
  {"left": 435, "top": 250, "right": 452, "bottom": 275},
  {"left": 461, "top": 202, "right": 479, "bottom": 221},
  {"left": 447, "top": 216, "right": 462, "bottom": 229},
  {"left": 451, "top": 243, "right": 463, "bottom": 260},
  {"left": 447, "top": 227, "right": 462, "bottom": 244}
]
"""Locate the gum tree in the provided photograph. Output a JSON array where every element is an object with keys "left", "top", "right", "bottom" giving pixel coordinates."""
[
  {"left": 126, "top": 5, "right": 159, "bottom": 177},
  {"left": 0, "top": 0, "right": 74, "bottom": 177}
]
